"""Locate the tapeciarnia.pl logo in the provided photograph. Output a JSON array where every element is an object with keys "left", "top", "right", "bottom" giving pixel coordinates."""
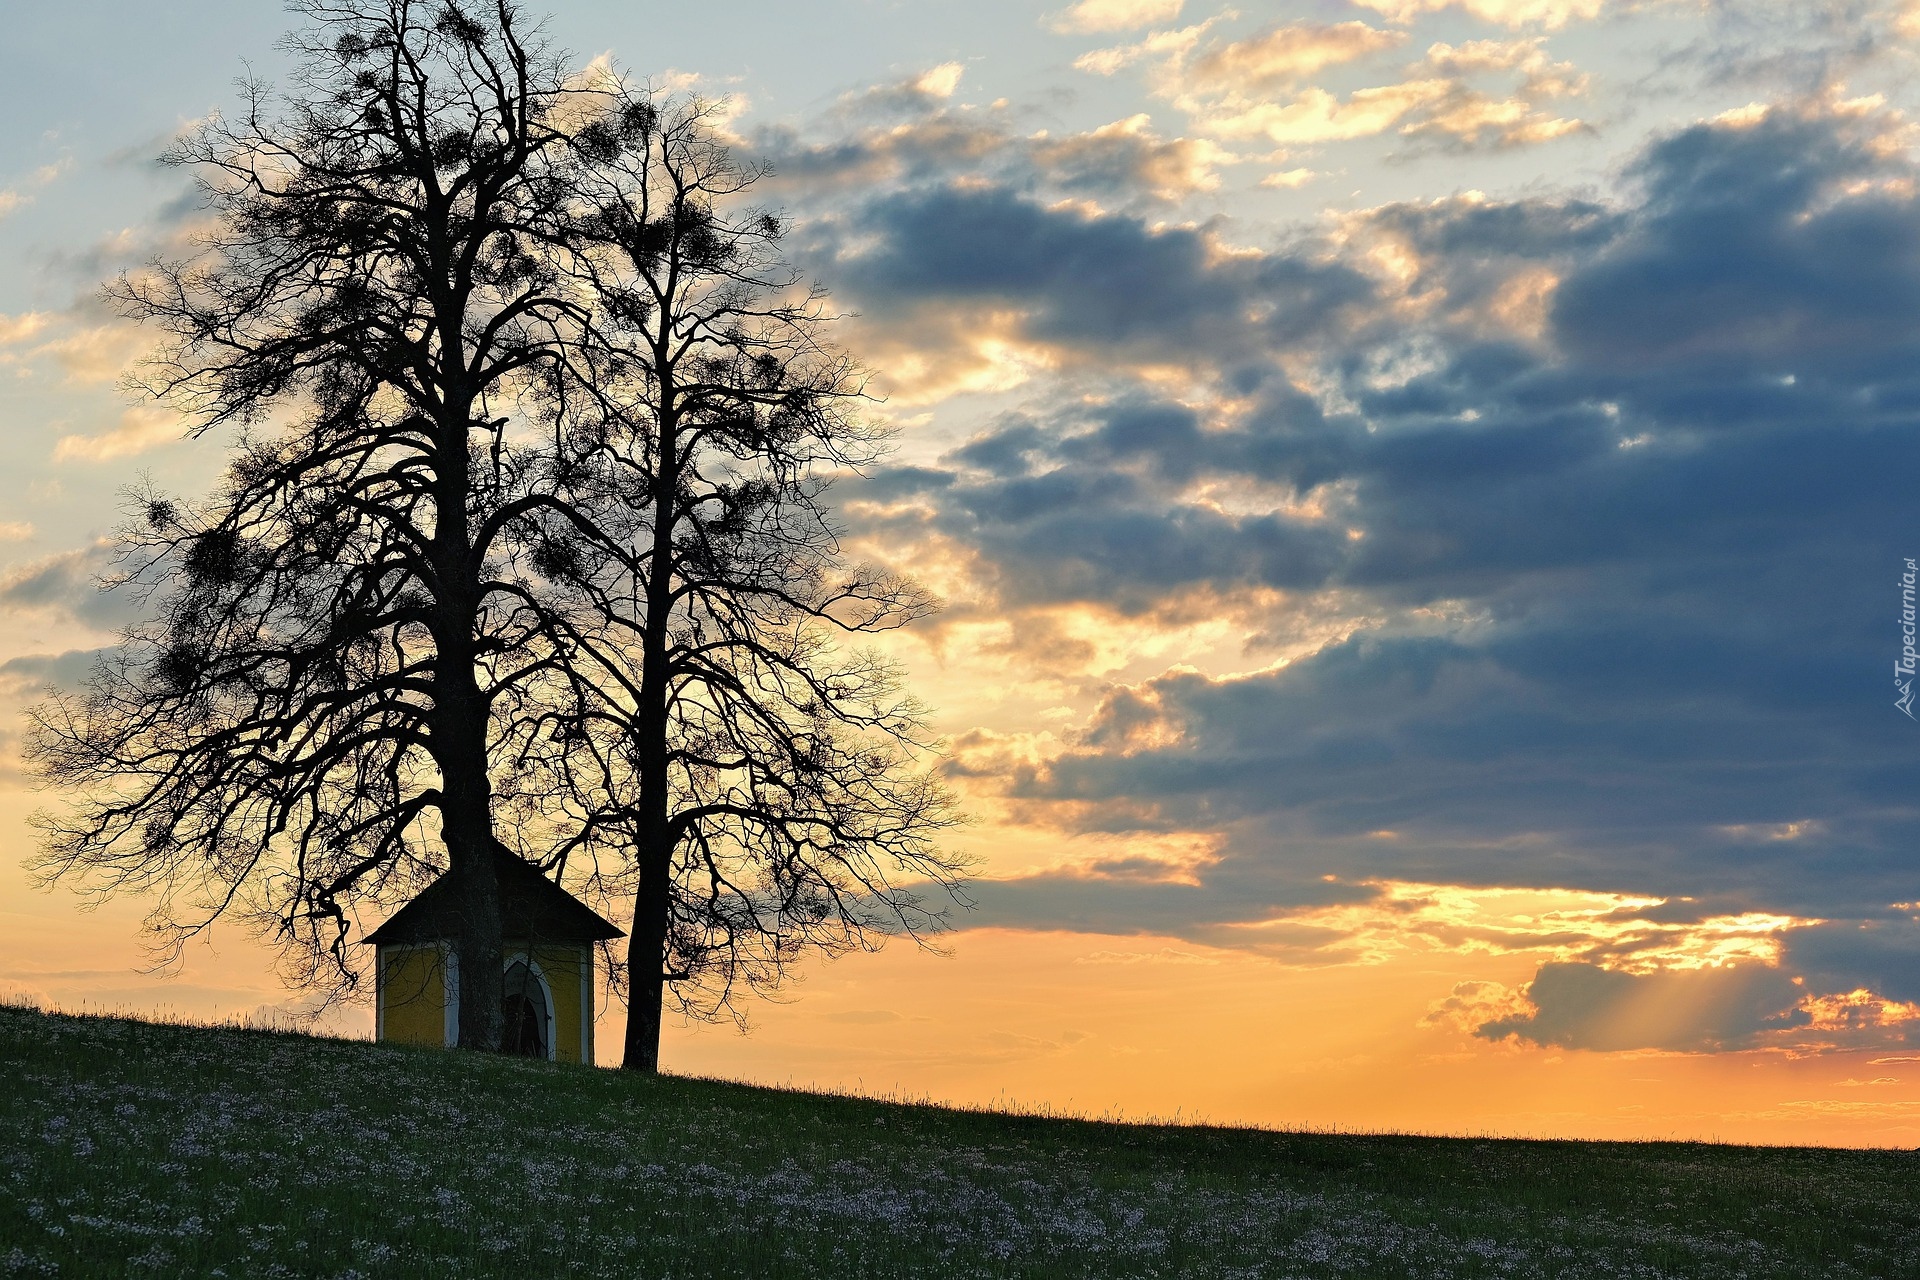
[{"left": 1899, "top": 558, "right": 1918, "bottom": 719}]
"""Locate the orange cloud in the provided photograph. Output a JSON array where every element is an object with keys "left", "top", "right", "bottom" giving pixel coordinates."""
[
  {"left": 1049, "top": 0, "right": 1184, "bottom": 34},
  {"left": 53, "top": 405, "right": 183, "bottom": 463},
  {"left": 1081, "top": 19, "right": 1590, "bottom": 152},
  {"left": 1188, "top": 21, "right": 1406, "bottom": 92}
]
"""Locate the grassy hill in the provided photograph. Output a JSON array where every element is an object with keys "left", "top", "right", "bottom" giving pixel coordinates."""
[{"left": 2, "top": 1004, "right": 1916, "bottom": 1278}]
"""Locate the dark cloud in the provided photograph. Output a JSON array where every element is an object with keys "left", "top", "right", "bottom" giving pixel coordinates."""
[
  {"left": 816, "top": 184, "right": 1374, "bottom": 363},
  {"left": 1476, "top": 962, "right": 1810, "bottom": 1052},
  {"left": 1013, "top": 628, "right": 1919, "bottom": 916},
  {"left": 1554, "top": 107, "right": 1920, "bottom": 377},
  {"left": 0, "top": 544, "right": 136, "bottom": 632},
  {"left": 1783, "top": 919, "right": 1920, "bottom": 1006},
  {"left": 848, "top": 390, "right": 1362, "bottom": 611},
  {"left": 961, "top": 870, "right": 1369, "bottom": 940},
  {"left": 0, "top": 647, "right": 109, "bottom": 697},
  {"left": 0, "top": 648, "right": 113, "bottom": 785},
  {"left": 970, "top": 108, "right": 1920, "bottom": 925},
  {"left": 1352, "top": 195, "right": 1621, "bottom": 327},
  {"left": 819, "top": 100, "right": 1920, "bottom": 1046}
]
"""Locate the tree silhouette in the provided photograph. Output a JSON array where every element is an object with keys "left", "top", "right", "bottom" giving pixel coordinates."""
[
  {"left": 27, "top": 1, "right": 968, "bottom": 1064},
  {"left": 28, "top": 0, "right": 594, "bottom": 1050},
  {"left": 515, "top": 92, "right": 969, "bottom": 1071}
]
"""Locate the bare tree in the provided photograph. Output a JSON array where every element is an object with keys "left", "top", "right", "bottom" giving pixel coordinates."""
[
  {"left": 27, "top": 0, "right": 595, "bottom": 1049},
  {"left": 520, "top": 92, "right": 970, "bottom": 1072},
  {"left": 28, "top": 5, "right": 967, "bottom": 1066}
]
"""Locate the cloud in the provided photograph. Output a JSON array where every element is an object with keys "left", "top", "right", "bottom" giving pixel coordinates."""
[
  {"left": 1074, "top": 20, "right": 1219, "bottom": 78},
  {"left": 1080, "top": 19, "right": 1591, "bottom": 152},
  {"left": 815, "top": 98, "right": 1920, "bottom": 1053},
  {"left": 1001, "top": 599, "right": 1918, "bottom": 917},
  {"left": 53, "top": 405, "right": 184, "bottom": 462},
  {"left": 845, "top": 400, "right": 1363, "bottom": 601},
  {"left": 1029, "top": 115, "right": 1235, "bottom": 201},
  {"left": 962, "top": 868, "right": 1368, "bottom": 940},
  {"left": 0, "top": 545, "right": 137, "bottom": 634},
  {"left": 1075, "top": 947, "right": 1221, "bottom": 964},
  {"left": 754, "top": 114, "right": 1006, "bottom": 200},
  {"left": 1476, "top": 962, "right": 1811, "bottom": 1052},
  {"left": 0, "top": 154, "right": 73, "bottom": 222},
  {"left": 1050, "top": 0, "right": 1185, "bottom": 34},
  {"left": 1350, "top": 0, "right": 1608, "bottom": 29},
  {"left": 1186, "top": 22, "right": 1408, "bottom": 93},
  {"left": 1552, "top": 101, "right": 1920, "bottom": 371},
  {"left": 1426, "top": 37, "right": 1590, "bottom": 96},
  {"left": 821, "top": 1009, "right": 913, "bottom": 1024},
  {"left": 912, "top": 63, "right": 966, "bottom": 100},
  {"left": 1191, "top": 56, "right": 1588, "bottom": 151},
  {"left": 816, "top": 64, "right": 980, "bottom": 124},
  {"left": 1200, "top": 81, "right": 1462, "bottom": 146},
  {"left": 1422, "top": 978, "right": 1532, "bottom": 1035},
  {"left": 0, "top": 648, "right": 111, "bottom": 699},
  {"left": 819, "top": 185, "right": 1373, "bottom": 400},
  {"left": 1783, "top": 920, "right": 1920, "bottom": 1006},
  {"left": 0, "top": 313, "right": 49, "bottom": 348},
  {"left": 2, "top": 313, "right": 153, "bottom": 387},
  {"left": 756, "top": 79, "right": 1238, "bottom": 217},
  {"left": 1261, "top": 168, "right": 1318, "bottom": 188},
  {"left": 1653, "top": 3, "right": 1896, "bottom": 102}
]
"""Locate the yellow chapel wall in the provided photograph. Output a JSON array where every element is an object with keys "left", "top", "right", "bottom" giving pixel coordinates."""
[
  {"left": 378, "top": 941, "right": 594, "bottom": 1062},
  {"left": 379, "top": 944, "right": 449, "bottom": 1048}
]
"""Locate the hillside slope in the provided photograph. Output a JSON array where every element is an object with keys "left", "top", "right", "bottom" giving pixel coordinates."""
[{"left": 2, "top": 1005, "right": 1916, "bottom": 1278}]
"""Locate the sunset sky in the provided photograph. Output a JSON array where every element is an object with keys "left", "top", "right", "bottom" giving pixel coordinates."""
[{"left": 6, "top": 0, "right": 1920, "bottom": 1147}]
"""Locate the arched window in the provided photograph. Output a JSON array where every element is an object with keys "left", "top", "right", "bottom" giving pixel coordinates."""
[{"left": 501, "top": 958, "right": 551, "bottom": 1059}]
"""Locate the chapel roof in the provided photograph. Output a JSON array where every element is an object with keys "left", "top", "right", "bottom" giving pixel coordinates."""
[{"left": 362, "top": 843, "right": 625, "bottom": 946}]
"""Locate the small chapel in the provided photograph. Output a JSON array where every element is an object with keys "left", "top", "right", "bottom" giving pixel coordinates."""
[{"left": 365, "top": 844, "right": 624, "bottom": 1063}]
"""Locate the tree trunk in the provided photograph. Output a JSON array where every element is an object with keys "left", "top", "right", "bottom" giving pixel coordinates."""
[
  {"left": 620, "top": 652, "right": 673, "bottom": 1070},
  {"left": 432, "top": 376, "right": 505, "bottom": 1052},
  {"left": 622, "top": 413, "right": 679, "bottom": 1073},
  {"left": 447, "top": 801, "right": 505, "bottom": 1053},
  {"left": 437, "top": 614, "right": 506, "bottom": 1051},
  {"left": 623, "top": 847, "right": 669, "bottom": 1071}
]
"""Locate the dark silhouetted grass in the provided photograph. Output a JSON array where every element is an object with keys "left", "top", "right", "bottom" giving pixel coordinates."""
[{"left": 2, "top": 1003, "right": 1917, "bottom": 1277}]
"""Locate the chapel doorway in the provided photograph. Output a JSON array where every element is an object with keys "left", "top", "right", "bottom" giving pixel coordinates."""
[{"left": 501, "top": 959, "right": 550, "bottom": 1059}]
